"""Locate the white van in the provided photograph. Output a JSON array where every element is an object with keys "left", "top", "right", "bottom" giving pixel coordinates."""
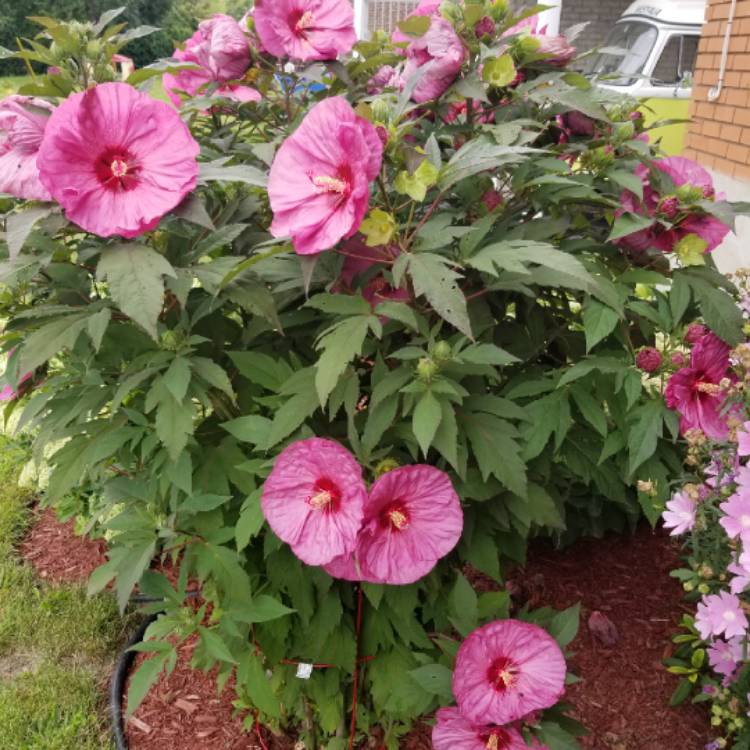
[{"left": 586, "top": 0, "right": 706, "bottom": 153}]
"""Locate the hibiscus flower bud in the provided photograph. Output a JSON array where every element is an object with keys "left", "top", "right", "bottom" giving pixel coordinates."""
[
  {"left": 432, "top": 341, "right": 452, "bottom": 362},
  {"left": 475, "top": 16, "right": 496, "bottom": 38},
  {"left": 481, "top": 188, "right": 504, "bottom": 212},
  {"left": 685, "top": 323, "right": 708, "bottom": 344},
  {"left": 636, "top": 347, "right": 663, "bottom": 373},
  {"left": 671, "top": 352, "right": 686, "bottom": 367},
  {"left": 417, "top": 356, "right": 440, "bottom": 382},
  {"left": 658, "top": 196, "right": 680, "bottom": 219},
  {"left": 675, "top": 183, "right": 705, "bottom": 204},
  {"left": 374, "top": 458, "right": 400, "bottom": 477}
]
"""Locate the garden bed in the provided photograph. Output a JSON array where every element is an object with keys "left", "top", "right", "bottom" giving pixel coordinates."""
[{"left": 17, "top": 506, "right": 708, "bottom": 749}]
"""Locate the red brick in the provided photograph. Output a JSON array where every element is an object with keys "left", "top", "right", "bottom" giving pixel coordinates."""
[
  {"left": 725, "top": 70, "right": 743, "bottom": 86},
  {"left": 727, "top": 143, "right": 750, "bottom": 163},
  {"left": 703, "top": 120, "right": 723, "bottom": 138},
  {"left": 709, "top": 140, "right": 730, "bottom": 157},
  {"left": 721, "top": 124, "right": 743, "bottom": 141},
  {"left": 708, "top": 35, "right": 726, "bottom": 52},
  {"left": 730, "top": 35, "right": 749, "bottom": 53}
]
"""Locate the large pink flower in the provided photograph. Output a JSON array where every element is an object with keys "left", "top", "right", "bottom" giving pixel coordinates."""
[
  {"left": 254, "top": 0, "right": 356, "bottom": 62},
  {"left": 326, "top": 465, "right": 463, "bottom": 585},
  {"left": 617, "top": 157, "right": 730, "bottom": 255},
  {"left": 163, "top": 15, "right": 255, "bottom": 107},
  {"left": 37, "top": 83, "right": 199, "bottom": 239},
  {"left": 0, "top": 96, "right": 55, "bottom": 201},
  {"left": 665, "top": 332, "right": 733, "bottom": 440},
  {"left": 432, "top": 707, "right": 539, "bottom": 750},
  {"left": 403, "top": 17, "right": 466, "bottom": 103},
  {"left": 268, "top": 97, "right": 383, "bottom": 255},
  {"left": 261, "top": 438, "right": 367, "bottom": 566},
  {"left": 453, "top": 619, "right": 567, "bottom": 726}
]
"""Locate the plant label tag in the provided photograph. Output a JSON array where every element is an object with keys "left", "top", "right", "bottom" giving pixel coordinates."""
[{"left": 296, "top": 662, "right": 313, "bottom": 680}]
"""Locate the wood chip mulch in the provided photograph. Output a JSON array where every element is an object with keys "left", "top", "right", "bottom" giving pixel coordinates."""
[
  {"left": 515, "top": 524, "right": 712, "bottom": 750},
  {"left": 19, "top": 506, "right": 107, "bottom": 583}
]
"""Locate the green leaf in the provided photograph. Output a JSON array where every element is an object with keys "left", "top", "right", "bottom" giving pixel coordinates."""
[
  {"left": 582, "top": 300, "right": 620, "bottom": 351},
  {"left": 408, "top": 664, "right": 453, "bottom": 700},
  {"left": 670, "top": 272, "right": 692, "bottom": 325},
  {"left": 440, "top": 138, "right": 535, "bottom": 189},
  {"left": 221, "top": 415, "right": 272, "bottom": 445},
  {"left": 97, "top": 243, "right": 176, "bottom": 339},
  {"left": 6, "top": 205, "right": 54, "bottom": 259},
  {"left": 241, "top": 653, "right": 281, "bottom": 718},
  {"left": 306, "top": 293, "right": 372, "bottom": 316},
  {"left": 86, "top": 308, "right": 111, "bottom": 351},
  {"left": 315, "top": 316, "right": 372, "bottom": 405},
  {"left": 459, "top": 343, "right": 519, "bottom": 366},
  {"left": 569, "top": 385, "right": 608, "bottom": 436},
  {"left": 199, "top": 626, "right": 237, "bottom": 664},
  {"left": 608, "top": 212, "right": 654, "bottom": 241},
  {"left": 375, "top": 301, "right": 420, "bottom": 330},
  {"left": 687, "top": 276, "right": 744, "bottom": 345},
  {"left": 396, "top": 14, "right": 431, "bottom": 36},
  {"left": 126, "top": 653, "right": 168, "bottom": 715},
  {"left": 264, "top": 379, "right": 319, "bottom": 448},
  {"left": 538, "top": 721, "right": 581, "bottom": 750},
  {"left": 394, "top": 159, "right": 439, "bottom": 202},
  {"left": 548, "top": 603, "right": 581, "bottom": 648},
  {"left": 190, "top": 357, "right": 235, "bottom": 400},
  {"left": 155, "top": 393, "right": 195, "bottom": 461},
  {"left": 198, "top": 160, "right": 268, "bottom": 187},
  {"left": 163, "top": 357, "right": 191, "bottom": 402},
  {"left": 413, "top": 390, "right": 442, "bottom": 456},
  {"left": 608, "top": 169, "right": 644, "bottom": 200},
  {"left": 18, "top": 313, "right": 89, "bottom": 374},
  {"left": 407, "top": 253, "right": 472, "bottom": 338},
  {"left": 450, "top": 572, "right": 479, "bottom": 636},
  {"left": 194, "top": 223, "right": 246, "bottom": 256},
  {"left": 236, "top": 491, "right": 264, "bottom": 550},
  {"left": 627, "top": 399, "right": 665, "bottom": 475}
]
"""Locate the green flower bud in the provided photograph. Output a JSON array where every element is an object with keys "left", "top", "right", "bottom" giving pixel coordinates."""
[
  {"left": 374, "top": 458, "right": 400, "bottom": 478},
  {"left": 417, "top": 357, "right": 439, "bottom": 383},
  {"left": 614, "top": 121, "right": 635, "bottom": 142},
  {"left": 676, "top": 183, "right": 705, "bottom": 204},
  {"left": 698, "top": 583, "right": 710, "bottom": 594},
  {"left": 370, "top": 98, "right": 390, "bottom": 124},
  {"left": 683, "top": 581, "right": 695, "bottom": 592},
  {"left": 432, "top": 341, "right": 452, "bottom": 362},
  {"left": 161, "top": 330, "right": 180, "bottom": 352}
]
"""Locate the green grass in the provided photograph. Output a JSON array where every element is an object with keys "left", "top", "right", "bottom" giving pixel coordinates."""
[{"left": 0, "top": 434, "right": 123, "bottom": 750}]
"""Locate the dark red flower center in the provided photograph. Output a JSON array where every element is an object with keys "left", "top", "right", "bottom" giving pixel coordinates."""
[
  {"left": 95, "top": 147, "right": 139, "bottom": 191},
  {"left": 478, "top": 727, "right": 513, "bottom": 750},
  {"left": 291, "top": 9, "right": 315, "bottom": 36},
  {"left": 307, "top": 477, "right": 341, "bottom": 513},
  {"left": 379, "top": 501, "right": 410, "bottom": 531},
  {"left": 487, "top": 655, "right": 519, "bottom": 693}
]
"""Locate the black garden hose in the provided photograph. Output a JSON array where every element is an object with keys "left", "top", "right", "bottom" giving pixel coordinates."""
[{"left": 110, "top": 613, "right": 157, "bottom": 750}]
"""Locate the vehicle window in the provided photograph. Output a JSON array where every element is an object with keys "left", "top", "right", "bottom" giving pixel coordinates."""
[
  {"left": 586, "top": 21, "right": 659, "bottom": 86},
  {"left": 651, "top": 34, "right": 699, "bottom": 86}
]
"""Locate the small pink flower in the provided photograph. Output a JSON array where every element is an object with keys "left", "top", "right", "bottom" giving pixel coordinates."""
[
  {"left": 163, "top": 15, "right": 252, "bottom": 106},
  {"left": 0, "top": 96, "right": 55, "bottom": 201},
  {"left": 475, "top": 16, "right": 496, "bottom": 39},
  {"left": 403, "top": 17, "right": 466, "bottom": 103},
  {"left": 719, "top": 490, "right": 750, "bottom": 543},
  {"left": 261, "top": 438, "right": 366, "bottom": 566},
  {"left": 708, "top": 637, "right": 743, "bottom": 683},
  {"left": 662, "top": 491, "right": 697, "bottom": 536},
  {"left": 432, "top": 707, "right": 537, "bottom": 750},
  {"left": 737, "top": 422, "right": 750, "bottom": 457},
  {"left": 695, "top": 592, "right": 748, "bottom": 641},
  {"left": 729, "top": 551, "right": 750, "bottom": 595},
  {"left": 671, "top": 352, "right": 686, "bottom": 367},
  {"left": 367, "top": 65, "right": 403, "bottom": 95},
  {"left": 268, "top": 97, "right": 383, "bottom": 255},
  {"left": 325, "top": 465, "right": 463, "bottom": 585},
  {"left": 665, "top": 332, "right": 733, "bottom": 440},
  {"left": 254, "top": 0, "right": 356, "bottom": 62},
  {"left": 685, "top": 324, "right": 708, "bottom": 345},
  {"left": 37, "top": 83, "right": 199, "bottom": 239},
  {"left": 452, "top": 619, "right": 567, "bottom": 726},
  {"left": 636, "top": 347, "right": 662, "bottom": 373}
]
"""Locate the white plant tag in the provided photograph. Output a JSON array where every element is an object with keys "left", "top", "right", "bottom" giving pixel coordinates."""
[{"left": 295, "top": 662, "right": 314, "bottom": 680}]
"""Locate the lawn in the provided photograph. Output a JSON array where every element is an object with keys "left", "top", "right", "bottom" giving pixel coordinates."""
[{"left": 0, "top": 434, "right": 123, "bottom": 750}]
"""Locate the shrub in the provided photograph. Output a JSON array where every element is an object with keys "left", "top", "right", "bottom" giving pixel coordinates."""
[{"left": 0, "top": 2, "right": 746, "bottom": 746}]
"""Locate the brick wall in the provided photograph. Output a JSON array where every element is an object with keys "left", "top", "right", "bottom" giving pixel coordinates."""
[{"left": 685, "top": 0, "right": 750, "bottom": 180}]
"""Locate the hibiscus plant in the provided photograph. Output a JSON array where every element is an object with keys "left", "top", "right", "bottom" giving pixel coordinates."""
[{"left": 0, "top": 2, "right": 747, "bottom": 748}]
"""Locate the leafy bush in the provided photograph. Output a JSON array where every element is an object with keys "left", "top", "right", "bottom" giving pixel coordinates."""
[{"left": 0, "top": 2, "right": 747, "bottom": 746}]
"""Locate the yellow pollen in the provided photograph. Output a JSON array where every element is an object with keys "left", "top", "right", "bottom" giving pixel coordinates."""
[
  {"left": 388, "top": 509, "right": 409, "bottom": 530},
  {"left": 498, "top": 669, "right": 515, "bottom": 688},
  {"left": 486, "top": 736, "right": 499, "bottom": 750},
  {"left": 309, "top": 489, "right": 333, "bottom": 510},
  {"left": 696, "top": 381, "right": 722, "bottom": 395},
  {"left": 296, "top": 10, "right": 314, "bottom": 32},
  {"left": 111, "top": 159, "right": 128, "bottom": 178},
  {"left": 312, "top": 175, "right": 348, "bottom": 194}
]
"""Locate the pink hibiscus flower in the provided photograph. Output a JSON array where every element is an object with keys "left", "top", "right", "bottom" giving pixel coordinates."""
[
  {"left": 163, "top": 15, "right": 256, "bottom": 107},
  {"left": 261, "top": 438, "right": 367, "bottom": 566},
  {"left": 36, "top": 82, "right": 199, "bottom": 239},
  {"left": 268, "top": 97, "right": 383, "bottom": 255},
  {"left": 432, "top": 707, "right": 540, "bottom": 750},
  {"left": 665, "top": 332, "right": 733, "bottom": 440},
  {"left": 254, "top": 0, "right": 356, "bottom": 62},
  {"left": 325, "top": 465, "right": 463, "bottom": 585},
  {"left": 616, "top": 157, "right": 730, "bottom": 255},
  {"left": 0, "top": 96, "right": 55, "bottom": 201},
  {"left": 402, "top": 17, "right": 466, "bottom": 103},
  {"left": 453, "top": 619, "right": 567, "bottom": 726}
]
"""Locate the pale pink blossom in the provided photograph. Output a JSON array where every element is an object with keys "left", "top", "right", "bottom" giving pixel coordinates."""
[
  {"left": 737, "top": 422, "right": 750, "bottom": 457},
  {"left": 37, "top": 82, "right": 199, "bottom": 239},
  {"left": 254, "top": 0, "right": 356, "bottom": 62},
  {"left": 708, "top": 636, "right": 743, "bottom": 683},
  {"left": 720, "top": 490, "right": 750, "bottom": 543},
  {"left": 729, "top": 551, "right": 750, "bottom": 595},
  {"left": 662, "top": 491, "right": 697, "bottom": 536},
  {"left": 402, "top": 17, "right": 466, "bottom": 103},
  {"left": 268, "top": 97, "right": 383, "bottom": 255},
  {"left": 502, "top": 15, "right": 576, "bottom": 66},
  {"left": 696, "top": 592, "right": 748, "bottom": 641},
  {"left": 452, "top": 619, "right": 567, "bottom": 726},
  {"left": 261, "top": 438, "right": 366, "bottom": 566},
  {"left": 0, "top": 96, "right": 55, "bottom": 201}
]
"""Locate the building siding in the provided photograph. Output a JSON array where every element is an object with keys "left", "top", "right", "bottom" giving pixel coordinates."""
[{"left": 685, "top": 0, "right": 750, "bottom": 180}]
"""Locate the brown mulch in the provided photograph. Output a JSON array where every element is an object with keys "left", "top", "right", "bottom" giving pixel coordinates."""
[
  {"left": 515, "top": 524, "right": 712, "bottom": 750},
  {"left": 19, "top": 506, "right": 107, "bottom": 583}
]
